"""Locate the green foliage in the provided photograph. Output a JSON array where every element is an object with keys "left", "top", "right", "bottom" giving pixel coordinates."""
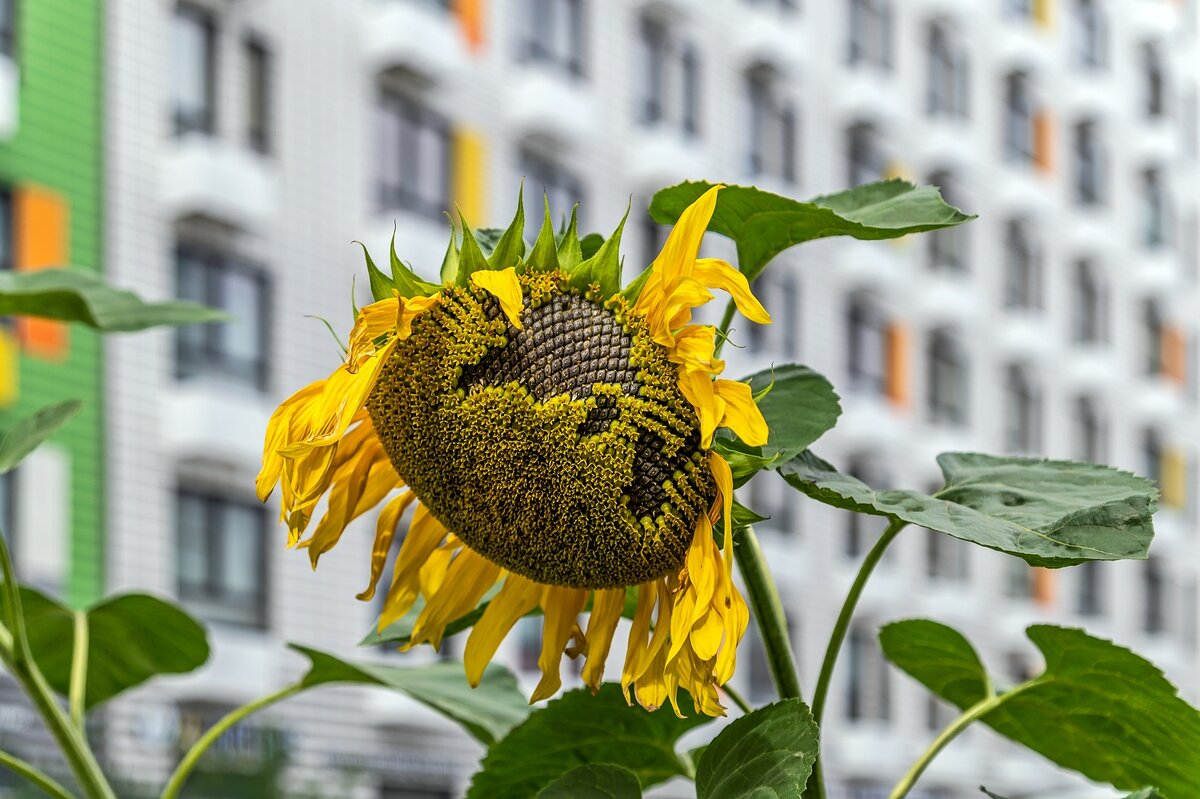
[
  {"left": 778, "top": 451, "right": 1156, "bottom": 567},
  {"left": 648, "top": 180, "right": 974, "bottom": 282},
  {"left": 0, "top": 401, "right": 81, "bottom": 474},
  {"left": 570, "top": 208, "right": 627, "bottom": 297},
  {"left": 466, "top": 684, "right": 712, "bottom": 799},
  {"left": 389, "top": 231, "right": 441, "bottom": 297},
  {"left": 290, "top": 645, "right": 529, "bottom": 745},
  {"left": 9, "top": 588, "right": 209, "bottom": 708},
  {"left": 487, "top": 188, "right": 527, "bottom": 271},
  {"left": 881, "top": 621, "right": 1200, "bottom": 797},
  {"left": 0, "top": 268, "right": 226, "bottom": 331},
  {"left": 537, "top": 765, "right": 642, "bottom": 799},
  {"left": 695, "top": 699, "right": 819, "bottom": 799}
]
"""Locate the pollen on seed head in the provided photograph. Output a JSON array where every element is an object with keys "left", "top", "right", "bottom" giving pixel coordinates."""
[{"left": 365, "top": 271, "right": 715, "bottom": 589}]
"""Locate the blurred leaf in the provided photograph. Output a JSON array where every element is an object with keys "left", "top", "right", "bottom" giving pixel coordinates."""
[
  {"left": 695, "top": 699, "right": 819, "bottom": 799},
  {"left": 10, "top": 588, "right": 209, "bottom": 709},
  {"left": 537, "top": 765, "right": 642, "bottom": 799},
  {"left": 0, "top": 268, "right": 226, "bottom": 331},
  {"left": 883, "top": 621, "right": 1200, "bottom": 798},
  {"left": 291, "top": 645, "right": 529, "bottom": 745},
  {"left": 877, "top": 620, "right": 990, "bottom": 710},
  {"left": 474, "top": 227, "right": 507, "bottom": 254},
  {"left": 389, "top": 231, "right": 441, "bottom": 297},
  {"left": 0, "top": 401, "right": 81, "bottom": 474},
  {"left": 649, "top": 180, "right": 974, "bottom": 282},
  {"left": 466, "top": 684, "right": 712, "bottom": 799},
  {"left": 579, "top": 233, "right": 605, "bottom": 261},
  {"left": 778, "top": 451, "right": 1156, "bottom": 567},
  {"left": 731, "top": 500, "right": 768, "bottom": 529},
  {"left": 487, "top": 188, "right": 526, "bottom": 270}
]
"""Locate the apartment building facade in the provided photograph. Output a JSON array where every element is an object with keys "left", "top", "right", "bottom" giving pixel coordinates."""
[{"left": 102, "top": 0, "right": 1199, "bottom": 797}]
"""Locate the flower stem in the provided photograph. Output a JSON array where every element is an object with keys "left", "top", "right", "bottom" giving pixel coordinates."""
[
  {"left": 0, "top": 748, "right": 75, "bottom": 799},
  {"left": 69, "top": 611, "right": 88, "bottom": 730},
  {"left": 804, "top": 519, "right": 907, "bottom": 799},
  {"left": 712, "top": 299, "right": 737, "bottom": 358},
  {"left": 734, "top": 525, "right": 802, "bottom": 701},
  {"left": 722, "top": 683, "right": 753, "bottom": 715},
  {"left": 160, "top": 683, "right": 305, "bottom": 799}
]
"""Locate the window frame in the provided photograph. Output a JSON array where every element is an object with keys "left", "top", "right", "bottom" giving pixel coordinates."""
[
  {"left": 1073, "top": 119, "right": 1104, "bottom": 206},
  {"left": 845, "top": 293, "right": 888, "bottom": 396},
  {"left": 519, "top": 0, "right": 586, "bottom": 78},
  {"left": 171, "top": 4, "right": 218, "bottom": 137},
  {"left": 0, "top": 0, "right": 16, "bottom": 62},
  {"left": 1003, "top": 219, "right": 1041, "bottom": 310},
  {"left": 375, "top": 86, "right": 453, "bottom": 221},
  {"left": 175, "top": 488, "right": 269, "bottom": 629},
  {"left": 244, "top": 35, "right": 272, "bottom": 156},
  {"left": 1003, "top": 71, "right": 1035, "bottom": 164},
  {"left": 926, "top": 328, "right": 968, "bottom": 426},
  {"left": 520, "top": 147, "right": 586, "bottom": 242},
  {"left": 746, "top": 65, "right": 798, "bottom": 183},
  {"left": 1004, "top": 363, "right": 1041, "bottom": 453}
]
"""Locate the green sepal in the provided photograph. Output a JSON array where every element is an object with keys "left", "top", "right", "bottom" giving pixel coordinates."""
[
  {"left": 354, "top": 241, "right": 395, "bottom": 302},
  {"left": 620, "top": 263, "right": 652, "bottom": 304},
  {"left": 389, "top": 228, "right": 441, "bottom": 297},
  {"left": 350, "top": 275, "right": 360, "bottom": 318},
  {"left": 527, "top": 197, "right": 559, "bottom": 272},
  {"left": 556, "top": 205, "right": 584, "bottom": 272},
  {"left": 570, "top": 205, "right": 628, "bottom": 297},
  {"left": 456, "top": 213, "right": 491, "bottom": 286},
  {"left": 440, "top": 222, "right": 461, "bottom": 285},
  {"left": 488, "top": 184, "right": 526, "bottom": 270}
]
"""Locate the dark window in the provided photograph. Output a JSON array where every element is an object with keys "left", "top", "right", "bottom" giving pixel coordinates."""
[
  {"left": 1077, "top": 561, "right": 1103, "bottom": 617},
  {"left": 846, "top": 625, "right": 890, "bottom": 722},
  {"left": 1142, "top": 428, "right": 1163, "bottom": 486},
  {"left": 175, "top": 246, "right": 270, "bottom": 389},
  {"left": 520, "top": 148, "right": 585, "bottom": 242},
  {"left": 1005, "top": 559, "right": 1033, "bottom": 599},
  {"left": 1073, "top": 120, "right": 1104, "bottom": 205},
  {"left": 1142, "top": 298, "right": 1164, "bottom": 376},
  {"left": 1004, "top": 363, "right": 1041, "bottom": 453},
  {"left": 636, "top": 15, "right": 700, "bottom": 137},
  {"left": 171, "top": 5, "right": 217, "bottom": 136},
  {"left": 1141, "top": 167, "right": 1168, "bottom": 248},
  {"left": 745, "top": 470, "right": 795, "bottom": 536},
  {"left": 1003, "top": 71, "right": 1034, "bottom": 163},
  {"left": 1143, "top": 42, "right": 1166, "bottom": 118},
  {"left": 1004, "top": 0, "right": 1033, "bottom": 18},
  {"left": 640, "top": 208, "right": 668, "bottom": 267},
  {"left": 747, "top": 66, "right": 797, "bottom": 182},
  {"left": 176, "top": 489, "right": 267, "bottom": 627},
  {"left": 1073, "top": 0, "right": 1106, "bottom": 69},
  {"left": 1071, "top": 260, "right": 1105, "bottom": 343},
  {"left": 926, "top": 21, "right": 968, "bottom": 117},
  {"left": 845, "top": 455, "right": 888, "bottom": 558},
  {"left": 778, "top": 273, "right": 800, "bottom": 358},
  {"left": 1003, "top": 219, "right": 1040, "bottom": 309},
  {"left": 847, "top": 0, "right": 892, "bottom": 69},
  {"left": 1143, "top": 560, "right": 1165, "bottom": 634},
  {"left": 925, "top": 528, "right": 968, "bottom": 582},
  {"left": 927, "top": 328, "right": 968, "bottom": 426},
  {"left": 927, "top": 171, "right": 966, "bottom": 271},
  {"left": 0, "top": 0, "right": 15, "bottom": 60},
  {"left": 517, "top": 616, "right": 541, "bottom": 673},
  {"left": 681, "top": 46, "right": 700, "bottom": 136},
  {"left": 846, "top": 293, "right": 887, "bottom": 395},
  {"left": 747, "top": 620, "right": 774, "bottom": 703},
  {"left": 0, "top": 470, "right": 16, "bottom": 559},
  {"left": 520, "top": 0, "right": 585, "bottom": 77},
  {"left": 1073, "top": 395, "right": 1106, "bottom": 463},
  {"left": 638, "top": 15, "right": 666, "bottom": 125},
  {"left": 375, "top": 89, "right": 451, "bottom": 220},
  {"left": 746, "top": 0, "right": 799, "bottom": 10},
  {"left": 245, "top": 37, "right": 271, "bottom": 155},
  {"left": 846, "top": 122, "right": 884, "bottom": 187}
]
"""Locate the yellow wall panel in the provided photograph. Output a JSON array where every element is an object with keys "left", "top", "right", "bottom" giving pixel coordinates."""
[
  {"left": 1162, "top": 448, "right": 1188, "bottom": 510},
  {"left": 0, "top": 329, "right": 18, "bottom": 407},
  {"left": 453, "top": 129, "right": 488, "bottom": 227}
]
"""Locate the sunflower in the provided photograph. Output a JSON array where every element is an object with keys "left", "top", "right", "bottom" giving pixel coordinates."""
[{"left": 257, "top": 185, "right": 772, "bottom": 716}]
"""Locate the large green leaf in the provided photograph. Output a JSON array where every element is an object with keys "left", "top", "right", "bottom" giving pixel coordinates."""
[
  {"left": 0, "top": 268, "right": 225, "bottom": 331},
  {"left": 537, "top": 765, "right": 642, "bottom": 799},
  {"left": 466, "top": 684, "right": 712, "bottom": 799},
  {"left": 10, "top": 588, "right": 209, "bottom": 708},
  {"left": 0, "top": 400, "right": 81, "bottom": 474},
  {"left": 291, "top": 645, "right": 529, "bottom": 746},
  {"left": 778, "top": 451, "right": 1156, "bottom": 567},
  {"left": 882, "top": 621, "right": 1200, "bottom": 798},
  {"left": 877, "top": 620, "right": 990, "bottom": 709},
  {"left": 982, "top": 791, "right": 1161, "bottom": 799},
  {"left": 648, "top": 180, "right": 974, "bottom": 282},
  {"left": 695, "top": 699, "right": 819, "bottom": 799}
]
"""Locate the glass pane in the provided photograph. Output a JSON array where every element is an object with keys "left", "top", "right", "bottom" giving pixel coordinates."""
[
  {"left": 218, "top": 266, "right": 263, "bottom": 369},
  {"left": 219, "top": 503, "right": 261, "bottom": 602},
  {"left": 177, "top": 495, "right": 209, "bottom": 593},
  {"left": 171, "top": 9, "right": 213, "bottom": 133}
]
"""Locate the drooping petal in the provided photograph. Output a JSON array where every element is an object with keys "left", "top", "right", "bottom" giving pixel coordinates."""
[
  {"left": 692, "top": 258, "right": 772, "bottom": 325},
  {"left": 256, "top": 379, "right": 324, "bottom": 501},
  {"left": 471, "top": 267, "right": 525, "bottom": 329},
  {"left": 356, "top": 491, "right": 418, "bottom": 601},
  {"left": 464, "top": 573, "right": 541, "bottom": 686},
  {"left": 581, "top": 588, "right": 626, "bottom": 693},
  {"left": 531, "top": 586, "right": 589, "bottom": 703},
  {"left": 621, "top": 581, "right": 658, "bottom": 703},
  {"left": 307, "top": 437, "right": 402, "bottom": 567},
  {"left": 378, "top": 505, "right": 448, "bottom": 630},
  {"left": 411, "top": 548, "right": 501, "bottom": 651},
  {"left": 713, "top": 380, "right": 769, "bottom": 448}
]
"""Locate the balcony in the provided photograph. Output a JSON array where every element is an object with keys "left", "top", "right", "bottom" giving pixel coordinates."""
[
  {"left": 161, "top": 380, "right": 273, "bottom": 467},
  {"left": 627, "top": 125, "right": 708, "bottom": 191},
  {"left": 363, "top": 0, "right": 466, "bottom": 83},
  {"left": 161, "top": 135, "right": 278, "bottom": 227},
  {"left": 731, "top": 7, "right": 804, "bottom": 75},
  {"left": 0, "top": 55, "right": 16, "bottom": 141},
  {"left": 503, "top": 66, "right": 595, "bottom": 148}
]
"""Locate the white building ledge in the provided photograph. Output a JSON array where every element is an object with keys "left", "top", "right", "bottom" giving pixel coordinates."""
[
  {"left": 161, "top": 379, "right": 273, "bottom": 467},
  {"left": 503, "top": 66, "right": 595, "bottom": 149},
  {"left": 161, "top": 135, "right": 278, "bottom": 227},
  {"left": 172, "top": 624, "right": 278, "bottom": 704},
  {"left": 0, "top": 56, "right": 16, "bottom": 141},
  {"left": 627, "top": 126, "right": 709, "bottom": 191},
  {"left": 363, "top": 1, "right": 466, "bottom": 83},
  {"left": 731, "top": 8, "right": 803, "bottom": 75}
]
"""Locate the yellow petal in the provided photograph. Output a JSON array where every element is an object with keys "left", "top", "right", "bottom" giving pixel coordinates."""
[
  {"left": 378, "top": 505, "right": 448, "bottom": 630},
  {"left": 632, "top": 577, "right": 673, "bottom": 682},
  {"left": 581, "top": 588, "right": 626, "bottom": 692},
  {"left": 464, "top": 573, "right": 540, "bottom": 687},
  {"left": 356, "top": 491, "right": 418, "bottom": 601},
  {"left": 693, "top": 258, "right": 772, "bottom": 325},
  {"left": 680, "top": 369, "right": 725, "bottom": 449},
  {"left": 709, "top": 453, "right": 735, "bottom": 574},
  {"left": 621, "top": 581, "right": 658, "bottom": 703},
  {"left": 471, "top": 267, "right": 525, "bottom": 329},
  {"left": 531, "top": 586, "right": 589, "bottom": 703},
  {"left": 347, "top": 296, "right": 401, "bottom": 371},
  {"left": 411, "top": 548, "right": 501, "bottom": 651},
  {"left": 646, "top": 185, "right": 723, "bottom": 289},
  {"left": 308, "top": 439, "right": 402, "bottom": 567},
  {"left": 256, "top": 379, "right": 324, "bottom": 501},
  {"left": 714, "top": 379, "right": 769, "bottom": 448},
  {"left": 396, "top": 293, "right": 441, "bottom": 339}
]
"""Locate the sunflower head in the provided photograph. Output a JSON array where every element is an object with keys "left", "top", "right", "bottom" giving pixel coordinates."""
[{"left": 257, "top": 186, "right": 772, "bottom": 716}]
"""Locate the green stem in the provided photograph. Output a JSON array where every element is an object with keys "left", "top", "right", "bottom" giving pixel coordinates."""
[
  {"left": 0, "top": 749, "right": 75, "bottom": 799},
  {"left": 722, "top": 683, "right": 753, "bottom": 715},
  {"left": 804, "top": 519, "right": 907, "bottom": 799},
  {"left": 69, "top": 611, "right": 88, "bottom": 730},
  {"left": 734, "top": 525, "right": 802, "bottom": 701},
  {"left": 0, "top": 533, "right": 115, "bottom": 799},
  {"left": 160, "top": 683, "right": 305, "bottom": 799},
  {"left": 712, "top": 299, "right": 737, "bottom": 358}
]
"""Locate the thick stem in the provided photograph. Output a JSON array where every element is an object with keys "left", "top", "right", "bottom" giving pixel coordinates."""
[
  {"left": 160, "top": 683, "right": 305, "bottom": 799},
  {"left": 734, "top": 525, "right": 802, "bottom": 701},
  {"left": 804, "top": 519, "right": 907, "bottom": 799},
  {"left": 69, "top": 611, "right": 88, "bottom": 730},
  {"left": 712, "top": 299, "right": 737, "bottom": 358},
  {"left": 722, "top": 683, "right": 753, "bottom": 716},
  {"left": 0, "top": 749, "right": 75, "bottom": 799}
]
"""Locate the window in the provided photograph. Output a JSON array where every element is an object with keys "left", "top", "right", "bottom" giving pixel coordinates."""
[
  {"left": 1005, "top": 559, "right": 1033, "bottom": 599},
  {"left": 171, "top": 5, "right": 217, "bottom": 136},
  {"left": 1003, "top": 363, "right": 1041, "bottom": 453},
  {"left": 926, "top": 528, "right": 968, "bottom": 582},
  {"left": 176, "top": 246, "right": 270, "bottom": 388},
  {"left": 746, "top": 0, "right": 799, "bottom": 9},
  {"left": 519, "top": 0, "right": 585, "bottom": 77},
  {"left": 375, "top": 88, "right": 451, "bottom": 220},
  {"left": 1142, "top": 298, "right": 1164, "bottom": 376},
  {"left": 746, "top": 620, "right": 774, "bottom": 703},
  {"left": 520, "top": 148, "right": 585, "bottom": 242},
  {"left": 1003, "top": 71, "right": 1035, "bottom": 163},
  {"left": 1143, "top": 560, "right": 1165, "bottom": 634},
  {"left": 1073, "top": 396, "right": 1106, "bottom": 463},
  {"left": 746, "top": 66, "right": 797, "bottom": 182},
  {"left": 846, "top": 121, "right": 884, "bottom": 187},
  {"left": 778, "top": 272, "right": 800, "bottom": 358},
  {"left": 1073, "top": 0, "right": 1106, "bottom": 69},
  {"left": 927, "top": 328, "right": 968, "bottom": 426},
  {"left": 845, "top": 293, "right": 887, "bottom": 395},
  {"left": 927, "top": 171, "right": 966, "bottom": 271},
  {"left": 844, "top": 455, "right": 888, "bottom": 558},
  {"left": 176, "top": 490, "right": 267, "bottom": 627},
  {"left": 681, "top": 47, "right": 699, "bottom": 136},
  {"left": 1142, "top": 42, "right": 1166, "bottom": 118},
  {"left": 847, "top": 0, "right": 892, "bottom": 69},
  {"left": 1141, "top": 167, "right": 1168, "bottom": 249},
  {"left": 1142, "top": 428, "right": 1163, "bottom": 487},
  {"left": 1003, "top": 0, "right": 1032, "bottom": 18},
  {"left": 0, "top": 0, "right": 14, "bottom": 60},
  {"left": 1003, "top": 219, "right": 1040, "bottom": 309},
  {"left": 745, "top": 471, "right": 796, "bottom": 536},
  {"left": 1073, "top": 120, "right": 1104, "bottom": 205},
  {"left": 636, "top": 14, "right": 700, "bottom": 136},
  {"left": 1077, "top": 560, "right": 1103, "bottom": 616},
  {"left": 926, "top": 21, "right": 968, "bottom": 118},
  {"left": 245, "top": 38, "right": 271, "bottom": 155},
  {"left": 1071, "top": 260, "right": 1105, "bottom": 343},
  {"left": 638, "top": 16, "right": 666, "bottom": 125},
  {"left": 846, "top": 624, "right": 890, "bottom": 722},
  {"left": 517, "top": 616, "right": 541, "bottom": 673},
  {"left": 0, "top": 470, "right": 16, "bottom": 558}
]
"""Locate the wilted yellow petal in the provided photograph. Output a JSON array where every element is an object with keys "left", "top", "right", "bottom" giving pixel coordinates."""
[
  {"left": 471, "top": 267, "right": 525, "bottom": 329},
  {"left": 714, "top": 379, "right": 768, "bottom": 448},
  {"left": 464, "top": 573, "right": 540, "bottom": 686},
  {"left": 693, "top": 258, "right": 771, "bottom": 325},
  {"left": 356, "top": 491, "right": 418, "bottom": 601},
  {"left": 581, "top": 588, "right": 625, "bottom": 692},
  {"left": 531, "top": 586, "right": 588, "bottom": 703}
]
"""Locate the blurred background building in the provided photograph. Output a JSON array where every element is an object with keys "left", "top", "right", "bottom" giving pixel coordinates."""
[{"left": 0, "top": 0, "right": 1198, "bottom": 796}]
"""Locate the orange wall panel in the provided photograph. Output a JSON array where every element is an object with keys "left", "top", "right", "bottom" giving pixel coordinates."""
[
  {"left": 886, "top": 323, "right": 909, "bottom": 408},
  {"left": 1034, "top": 111, "right": 1055, "bottom": 174},
  {"left": 454, "top": 0, "right": 486, "bottom": 51},
  {"left": 1033, "top": 567, "right": 1056, "bottom": 607},
  {"left": 13, "top": 185, "right": 69, "bottom": 360}
]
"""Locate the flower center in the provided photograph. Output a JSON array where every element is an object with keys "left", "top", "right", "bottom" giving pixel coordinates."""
[{"left": 367, "top": 273, "right": 715, "bottom": 589}]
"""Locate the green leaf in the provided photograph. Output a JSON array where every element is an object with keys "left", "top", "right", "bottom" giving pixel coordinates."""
[
  {"left": 355, "top": 241, "right": 395, "bottom": 302},
  {"left": 778, "top": 451, "right": 1156, "bottom": 567},
  {"left": 0, "top": 401, "right": 82, "bottom": 475},
  {"left": 579, "top": 232, "right": 605, "bottom": 261},
  {"left": 731, "top": 499, "right": 769, "bottom": 529},
  {"left": 0, "top": 268, "right": 226, "bottom": 332},
  {"left": 467, "top": 684, "right": 712, "bottom": 799},
  {"left": 474, "top": 227, "right": 506, "bottom": 254},
  {"left": 883, "top": 621, "right": 1200, "bottom": 798},
  {"left": 389, "top": 230, "right": 441, "bottom": 297},
  {"left": 695, "top": 699, "right": 819, "bottom": 799},
  {"left": 488, "top": 187, "right": 527, "bottom": 270},
  {"left": 572, "top": 208, "right": 628, "bottom": 297},
  {"left": 981, "top": 791, "right": 1162, "bottom": 799},
  {"left": 440, "top": 224, "right": 461, "bottom": 284},
  {"left": 537, "top": 765, "right": 642, "bottom": 799},
  {"left": 649, "top": 180, "right": 975, "bottom": 282},
  {"left": 556, "top": 206, "right": 584, "bottom": 272},
  {"left": 457, "top": 221, "right": 491, "bottom": 286},
  {"left": 12, "top": 588, "right": 209, "bottom": 709},
  {"left": 291, "top": 645, "right": 530, "bottom": 745},
  {"left": 878, "top": 620, "right": 991, "bottom": 709},
  {"left": 527, "top": 198, "right": 560, "bottom": 273}
]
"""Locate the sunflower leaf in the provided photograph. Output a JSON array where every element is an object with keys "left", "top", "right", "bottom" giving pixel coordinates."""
[
  {"left": 0, "top": 400, "right": 81, "bottom": 474},
  {"left": 355, "top": 241, "right": 395, "bottom": 302},
  {"left": 528, "top": 197, "right": 560, "bottom": 273},
  {"left": 440, "top": 223, "right": 461, "bottom": 284},
  {"left": 537, "top": 764, "right": 642, "bottom": 799},
  {"left": 488, "top": 186, "right": 527, "bottom": 270},
  {"left": 572, "top": 207, "right": 628, "bottom": 297},
  {"left": 556, "top": 206, "right": 584, "bottom": 272},
  {"left": 695, "top": 698, "right": 819, "bottom": 799},
  {"left": 778, "top": 451, "right": 1156, "bottom": 567},
  {"left": 457, "top": 219, "right": 491, "bottom": 286},
  {"left": 291, "top": 645, "right": 529, "bottom": 746},
  {"left": 389, "top": 229, "right": 441, "bottom": 297},
  {"left": 0, "top": 268, "right": 226, "bottom": 331},
  {"left": 882, "top": 621, "right": 1200, "bottom": 798},
  {"left": 648, "top": 180, "right": 975, "bottom": 282},
  {"left": 739, "top": 364, "right": 841, "bottom": 472},
  {"left": 466, "top": 684, "right": 712, "bottom": 799},
  {"left": 579, "top": 232, "right": 605, "bottom": 260}
]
